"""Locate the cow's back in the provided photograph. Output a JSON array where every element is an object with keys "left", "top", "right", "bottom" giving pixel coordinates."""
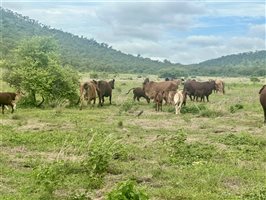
[
  {"left": 144, "top": 81, "right": 179, "bottom": 99},
  {"left": 98, "top": 80, "right": 112, "bottom": 96}
]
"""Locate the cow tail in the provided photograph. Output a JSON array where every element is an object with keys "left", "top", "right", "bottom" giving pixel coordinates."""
[{"left": 126, "top": 88, "right": 135, "bottom": 95}]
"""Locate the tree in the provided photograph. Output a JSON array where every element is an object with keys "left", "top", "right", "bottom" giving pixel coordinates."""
[{"left": 3, "top": 36, "right": 80, "bottom": 106}]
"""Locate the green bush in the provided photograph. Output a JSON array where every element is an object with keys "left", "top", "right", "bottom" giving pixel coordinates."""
[
  {"left": 90, "top": 72, "right": 99, "bottom": 79},
  {"left": 33, "top": 161, "right": 66, "bottom": 199},
  {"left": 107, "top": 180, "right": 149, "bottom": 200}
]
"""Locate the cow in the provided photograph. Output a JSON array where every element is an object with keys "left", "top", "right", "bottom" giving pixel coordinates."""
[
  {"left": 143, "top": 78, "right": 180, "bottom": 102},
  {"left": 259, "top": 85, "right": 266, "bottom": 124},
  {"left": 184, "top": 80, "right": 216, "bottom": 102},
  {"left": 154, "top": 91, "right": 164, "bottom": 112},
  {"left": 215, "top": 79, "right": 225, "bottom": 94},
  {"left": 0, "top": 92, "right": 21, "bottom": 114},
  {"left": 126, "top": 87, "right": 150, "bottom": 103},
  {"left": 165, "top": 91, "right": 177, "bottom": 105},
  {"left": 173, "top": 90, "right": 187, "bottom": 114},
  {"left": 93, "top": 79, "right": 115, "bottom": 106},
  {"left": 79, "top": 81, "right": 98, "bottom": 110}
]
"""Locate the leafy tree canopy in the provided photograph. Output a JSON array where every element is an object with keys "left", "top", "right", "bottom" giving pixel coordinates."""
[{"left": 3, "top": 36, "right": 80, "bottom": 107}]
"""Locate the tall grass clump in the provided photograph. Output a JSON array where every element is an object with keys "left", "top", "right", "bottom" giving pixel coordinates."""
[
  {"left": 181, "top": 103, "right": 223, "bottom": 118},
  {"left": 119, "top": 100, "right": 139, "bottom": 114},
  {"left": 229, "top": 103, "right": 244, "bottom": 113},
  {"left": 31, "top": 132, "right": 125, "bottom": 199}
]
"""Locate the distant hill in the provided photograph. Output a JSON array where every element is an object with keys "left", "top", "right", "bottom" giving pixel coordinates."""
[
  {"left": 189, "top": 51, "right": 266, "bottom": 76},
  {"left": 1, "top": 8, "right": 265, "bottom": 77},
  {"left": 0, "top": 8, "right": 180, "bottom": 74}
]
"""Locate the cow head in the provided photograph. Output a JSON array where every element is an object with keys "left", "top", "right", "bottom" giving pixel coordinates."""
[{"left": 109, "top": 79, "right": 115, "bottom": 89}]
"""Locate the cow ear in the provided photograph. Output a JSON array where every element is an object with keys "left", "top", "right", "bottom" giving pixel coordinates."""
[{"left": 93, "top": 80, "right": 97, "bottom": 84}]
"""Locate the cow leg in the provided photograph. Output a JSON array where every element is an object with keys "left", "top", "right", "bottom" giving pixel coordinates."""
[
  {"left": 175, "top": 104, "right": 178, "bottom": 114},
  {"left": 2, "top": 105, "right": 4, "bottom": 114},
  {"left": 137, "top": 97, "right": 140, "bottom": 102},
  {"left": 263, "top": 107, "right": 266, "bottom": 124},
  {"left": 206, "top": 95, "right": 209, "bottom": 102},
  {"left": 109, "top": 95, "right": 112, "bottom": 104},
  {"left": 146, "top": 97, "right": 150, "bottom": 103},
  {"left": 93, "top": 98, "right": 96, "bottom": 104},
  {"left": 133, "top": 95, "right": 136, "bottom": 101},
  {"left": 11, "top": 105, "right": 14, "bottom": 113}
]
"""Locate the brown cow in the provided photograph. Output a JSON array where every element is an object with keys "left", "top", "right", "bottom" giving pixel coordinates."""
[
  {"left": 79, "top": 81, "right": 98, "bottom": 110},
  {"left": 94, "top": 79, "right": 115, "bottom": 106},
  {"left": 215, "top": 79, "right": 225, "bottom": 94},
  {"left": 143, "top": 78, "right": 180, "bottom": 101},
  {"left": 154, "top": 91, "right": 164, "bottom": 112},
  {"left": 126, "top": 87, "right": 150, "bottom": 103},
  {"left": 259, "top": 85, "right": 266, "bottom": 123}
]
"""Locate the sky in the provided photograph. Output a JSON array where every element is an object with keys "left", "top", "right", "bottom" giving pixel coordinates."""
[{"left": 1, "top": 0, "right": 266, "bottom": 64}]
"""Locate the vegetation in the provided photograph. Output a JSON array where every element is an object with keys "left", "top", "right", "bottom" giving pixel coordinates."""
[
  {"left": 1, "top": 75, "right": 266, "bottom": 199},
  {"left": 3, "top": 36, "right": 80, "bottom": 106},
  {"left": 1, "top": 8, "right": 265, "bottom": 77}
]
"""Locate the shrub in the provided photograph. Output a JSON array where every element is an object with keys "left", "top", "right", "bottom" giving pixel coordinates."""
[
  {"left": 90, "top": 72, "right": 99, "bottom": 79},
  {"left": 107, "top": 180, "right": 149, "bottom": 200},
  {"left": 250, "top": 77, "right": 260, "bottom": 83},
  {"left": 230, "top": 103, "right": 244, "bottom": 113},
  {"left": 33, "top": 161, "right": 66, "bottom": 199}
]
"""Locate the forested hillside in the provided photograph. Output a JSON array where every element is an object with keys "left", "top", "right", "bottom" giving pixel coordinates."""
[
  {"left": 189, "top": 51, "right": 266, "bottom": 77},
  {"left": 0, "top": 8, "right": 180, "bottom": 74},
  {"left": 1, "top": 8, "right": 265, "bottom": 77}
]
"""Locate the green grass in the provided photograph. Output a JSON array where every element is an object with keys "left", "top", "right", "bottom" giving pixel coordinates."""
[{"left": 1, "top": 76, "right": 266, "bottom": 199}]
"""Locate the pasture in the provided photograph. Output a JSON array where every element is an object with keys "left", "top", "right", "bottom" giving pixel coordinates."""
[{"left": 1, "top": 75, "right": 266, "bottom": 200}]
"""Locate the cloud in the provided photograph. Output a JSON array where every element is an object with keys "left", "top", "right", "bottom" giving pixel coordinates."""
[
  {"left": 186, "top": 35, "right": 222, "bottom": 47},
  {"left": 248, "top": 24, "right": 266, "bottom": 39},
  {"left": 2, "top": 1, "right": 265, "bottom": 64}
]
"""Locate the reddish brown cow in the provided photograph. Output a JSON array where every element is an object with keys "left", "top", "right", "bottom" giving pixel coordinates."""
[
  {"left": 143, "top": 78, "right": 180, "bottom": 101},
  {"left": 79, "top": 81, "right": 99, "bottom": 110},
  {"left": 154, "top": 91, "right": 164, "bottom": 112}
]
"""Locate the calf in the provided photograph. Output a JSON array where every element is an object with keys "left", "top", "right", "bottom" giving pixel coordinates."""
[
  {"left": 126, "top": 87, "right": 150, "bottom": 103},
  {"left": 154, "top": 91, "right": 164, "bottom": 112},
  {"left": 173, "top": 90, "right": 187, "bottom": 114},
  {"left": 0, "top": 92, "right": 19, "bottom": 114},
  {"left": 79, "top": 81, "right": 98, "bottom": 110}
]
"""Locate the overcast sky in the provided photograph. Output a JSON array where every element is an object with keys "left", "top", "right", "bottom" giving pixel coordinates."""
[{"left": 2, "top": 0, "right": 266, "bottom": 64}]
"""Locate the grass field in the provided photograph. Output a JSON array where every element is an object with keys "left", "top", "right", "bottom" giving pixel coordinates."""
[{"left": 1, "top": 75, "right": 266, "bottom": 200}]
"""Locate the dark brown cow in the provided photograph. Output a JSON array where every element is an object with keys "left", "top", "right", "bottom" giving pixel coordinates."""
[
  {"left": 126, "top": 87, "right": 150, "bottom": 103},
  {"left": 79, "top": 81, "right": 98, "bottom": 110},
  {"left": 143, "top": 78, "right": 180, "bottom": 101},
  {"left": 259, "top": 85, "right": 266, "bottom": 123},
  {"left": 0, "top": 92, "right": 20, "bottom": 114},
  {"left": 154, "top": 91, "right": 164, "bottom": 112},
  {"left": 94, "top": 79, "right": 115, "bottom": 106},
  {"left": 184, "top": 80, "right": 215, "bottom": 102}
]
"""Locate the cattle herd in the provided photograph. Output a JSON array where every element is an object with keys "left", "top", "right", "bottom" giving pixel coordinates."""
[{"left": 1, "top": 78, "right": 266, "bottom": 124}]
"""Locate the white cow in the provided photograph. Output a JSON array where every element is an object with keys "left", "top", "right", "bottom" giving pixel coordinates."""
[{"left": 173, "top": 90, "right": 186, "bottom": 114}]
